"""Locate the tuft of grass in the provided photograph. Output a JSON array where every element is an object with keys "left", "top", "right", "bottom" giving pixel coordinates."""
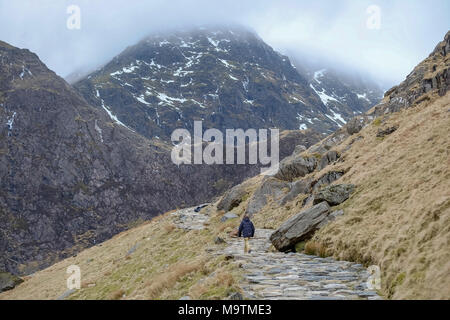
[
  {"left": 295, "top": 241, "right": 306, "bottom": 253},
  {"left": 146, "top": 259, "right": 207, "bottom": 299},
  {"left": 373, "top": 118, "right": 382, "bottom": 126},
  {"left": 304, "top": 241, "right": 329, "bottom": 257},
  {"left": 110, "top": 289, "right": 125, "bottom": 300},
  {"left": 163, "top": 223, "right": 176, "bottom": 233}
]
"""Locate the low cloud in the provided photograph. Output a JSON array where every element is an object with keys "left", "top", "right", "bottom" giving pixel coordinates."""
[{"left": 0, "top": 0, "right": 448, "bottom": 86}]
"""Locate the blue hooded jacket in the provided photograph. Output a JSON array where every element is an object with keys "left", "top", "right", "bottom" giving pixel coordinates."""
[{"left": 238, "top": 216, "right": 255, "bottom": 238}]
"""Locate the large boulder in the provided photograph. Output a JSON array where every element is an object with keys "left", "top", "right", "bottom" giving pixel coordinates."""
[
  {"left": 313, "top": 184, "right": 355, "bottom": 206},
  {"left": 246, "top": 178, "right": 290, "bottom": 216},
  {"left": 274, "top": 156, "right": 317, "bottom": 182},
  {"left": 0, "top": 271, "right": 23, "bottom": 293},
  {"left": 217, "top": 184, "right": 247, "bottom": 212},
  {"left": 270, "top": 202, "right": 331, "bottom": 251}
]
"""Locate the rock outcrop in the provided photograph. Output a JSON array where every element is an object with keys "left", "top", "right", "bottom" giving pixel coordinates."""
[
  {"left": 346, "top": 116, "right": 367, "bottom": 135},
  {"left": 372, "top": 31, "right": 450, "bottom": 116},
  {"left": 0, "top": 272, "right": 23, "bottom": 293},
  {"left": 376, "top": 126, "right": 398, "bottom": 138},
  {"left": 274, "top": 155, "right": 317, "bottom": 181},
  {"left": 280, "top": 178, "right": 313, "bottom": 205},
  {"left": 217, "top": 184, "right": 248, "bottom": 212},
  {"left": 313, "top": 184, "right": 355, "bottom": 206},
  {"left": 246, "top": 178, "right": 290, "bottom": 216},
  {"left": 312, "top": 171, "right": 345, "bottom": 192}
]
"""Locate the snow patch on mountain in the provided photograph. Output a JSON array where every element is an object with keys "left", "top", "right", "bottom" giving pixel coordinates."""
[
  {"left": 326, "top": 109, "right": 347, "bottom": 127},
  {"left": 310, "top": 84, "right": 339, "bottom": 105},
  {"left": 6, "top": 111, "right": 17, "bottom": 133},
  {"left": 94, "top": 119, "right": 104, "bottom": 143},
  {"left": 357, "top": 93, "right": 371, "bottom": 102},
  {"left": 313, "top": 69, "right": 326, "bottom": 84}
]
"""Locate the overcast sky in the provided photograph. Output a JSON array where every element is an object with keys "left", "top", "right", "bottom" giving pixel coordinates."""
[{"left": 0, "top": 0, "right": 448, "bottom": 86}]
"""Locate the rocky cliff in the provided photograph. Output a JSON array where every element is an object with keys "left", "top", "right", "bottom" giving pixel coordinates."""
[{"left": 373, "top": 30, "right": 449, "bottom": 115}]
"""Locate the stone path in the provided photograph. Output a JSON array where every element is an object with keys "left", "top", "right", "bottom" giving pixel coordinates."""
[
  {"left": 222, "top": 229, "right": 381, "bottom": 300},
  {"left": 171, "top": 206, "right": 382, "bottom": 300},
  {"left": 171, "top": 204, "right": 210, "bottom": 230}
]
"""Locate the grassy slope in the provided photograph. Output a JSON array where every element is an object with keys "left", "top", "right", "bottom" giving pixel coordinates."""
[
  {"left": 0, "top": 209, "right": 244, "bottom": 300},
  {"left": 308, "top": 93, "right": 450, "bottom": 299}
]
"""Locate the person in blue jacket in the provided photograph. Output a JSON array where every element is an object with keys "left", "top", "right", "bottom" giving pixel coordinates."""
[{"left": 238, "top": 215, "right": 255, "bottom": 253}]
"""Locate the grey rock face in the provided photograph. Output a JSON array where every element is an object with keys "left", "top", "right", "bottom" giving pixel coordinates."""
[
  {"left": 313, "top": 184, "right": 355, "bottom": 206},
  {"left": 317, "top": 209, "right": 344, "bottom": 228},
  {"left": 0, "top": 271, "right": 23, "bottom": 293},
  {"left": 270, "top": 202, "right": 331, "bottom": 251},
  {"left": 372, "top": 31, "right": 449, "bottom": 116},
  {"left": 274, "top": 156, "right": 317, "bottom": 182},
  {"left": 217, "top": 184, "right": 247, "bottom": 212},
  {"left": 312, "top": 171, "right": 345, "bottom": 192},
  {"left": 293, "top": 145, "right": 307, "bottom": 155},
  {"left": 280, "top": 178, "right": 312, "bottom": 205},
  {"left": 246, "top": 178, "right": 290, "bottom": 216}
]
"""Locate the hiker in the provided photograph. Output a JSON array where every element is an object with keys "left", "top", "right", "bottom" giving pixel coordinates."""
[{"left": 238, "top": 215, "right": 255, "bottom": 253}]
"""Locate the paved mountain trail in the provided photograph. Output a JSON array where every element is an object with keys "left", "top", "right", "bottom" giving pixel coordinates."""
[{"left": 172, "top": 206, "right": 382, "bottom": 300}]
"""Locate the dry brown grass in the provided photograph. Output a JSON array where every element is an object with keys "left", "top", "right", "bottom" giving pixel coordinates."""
[
  {"left": 163, "top": 223, "right": 176, "bottom": 233},
  {"left": 304, "top": 241, "right": 329, "bottom": 258},
  {"left": 146, "top": 258, "right": 207, "bottom": 299},
  {"left": 0, "top": 208, "right": 239, "bottom": 300},
  {"left": 188, "top": 268, "right": 238, "bottom": 299},
  {"left": 215, "top": 271, "right": 235, "bottom": 287}
]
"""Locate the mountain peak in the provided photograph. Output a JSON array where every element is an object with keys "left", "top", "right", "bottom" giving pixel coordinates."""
[{"left": 74, "top": 27, "right": 381, "bottom": 142}]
